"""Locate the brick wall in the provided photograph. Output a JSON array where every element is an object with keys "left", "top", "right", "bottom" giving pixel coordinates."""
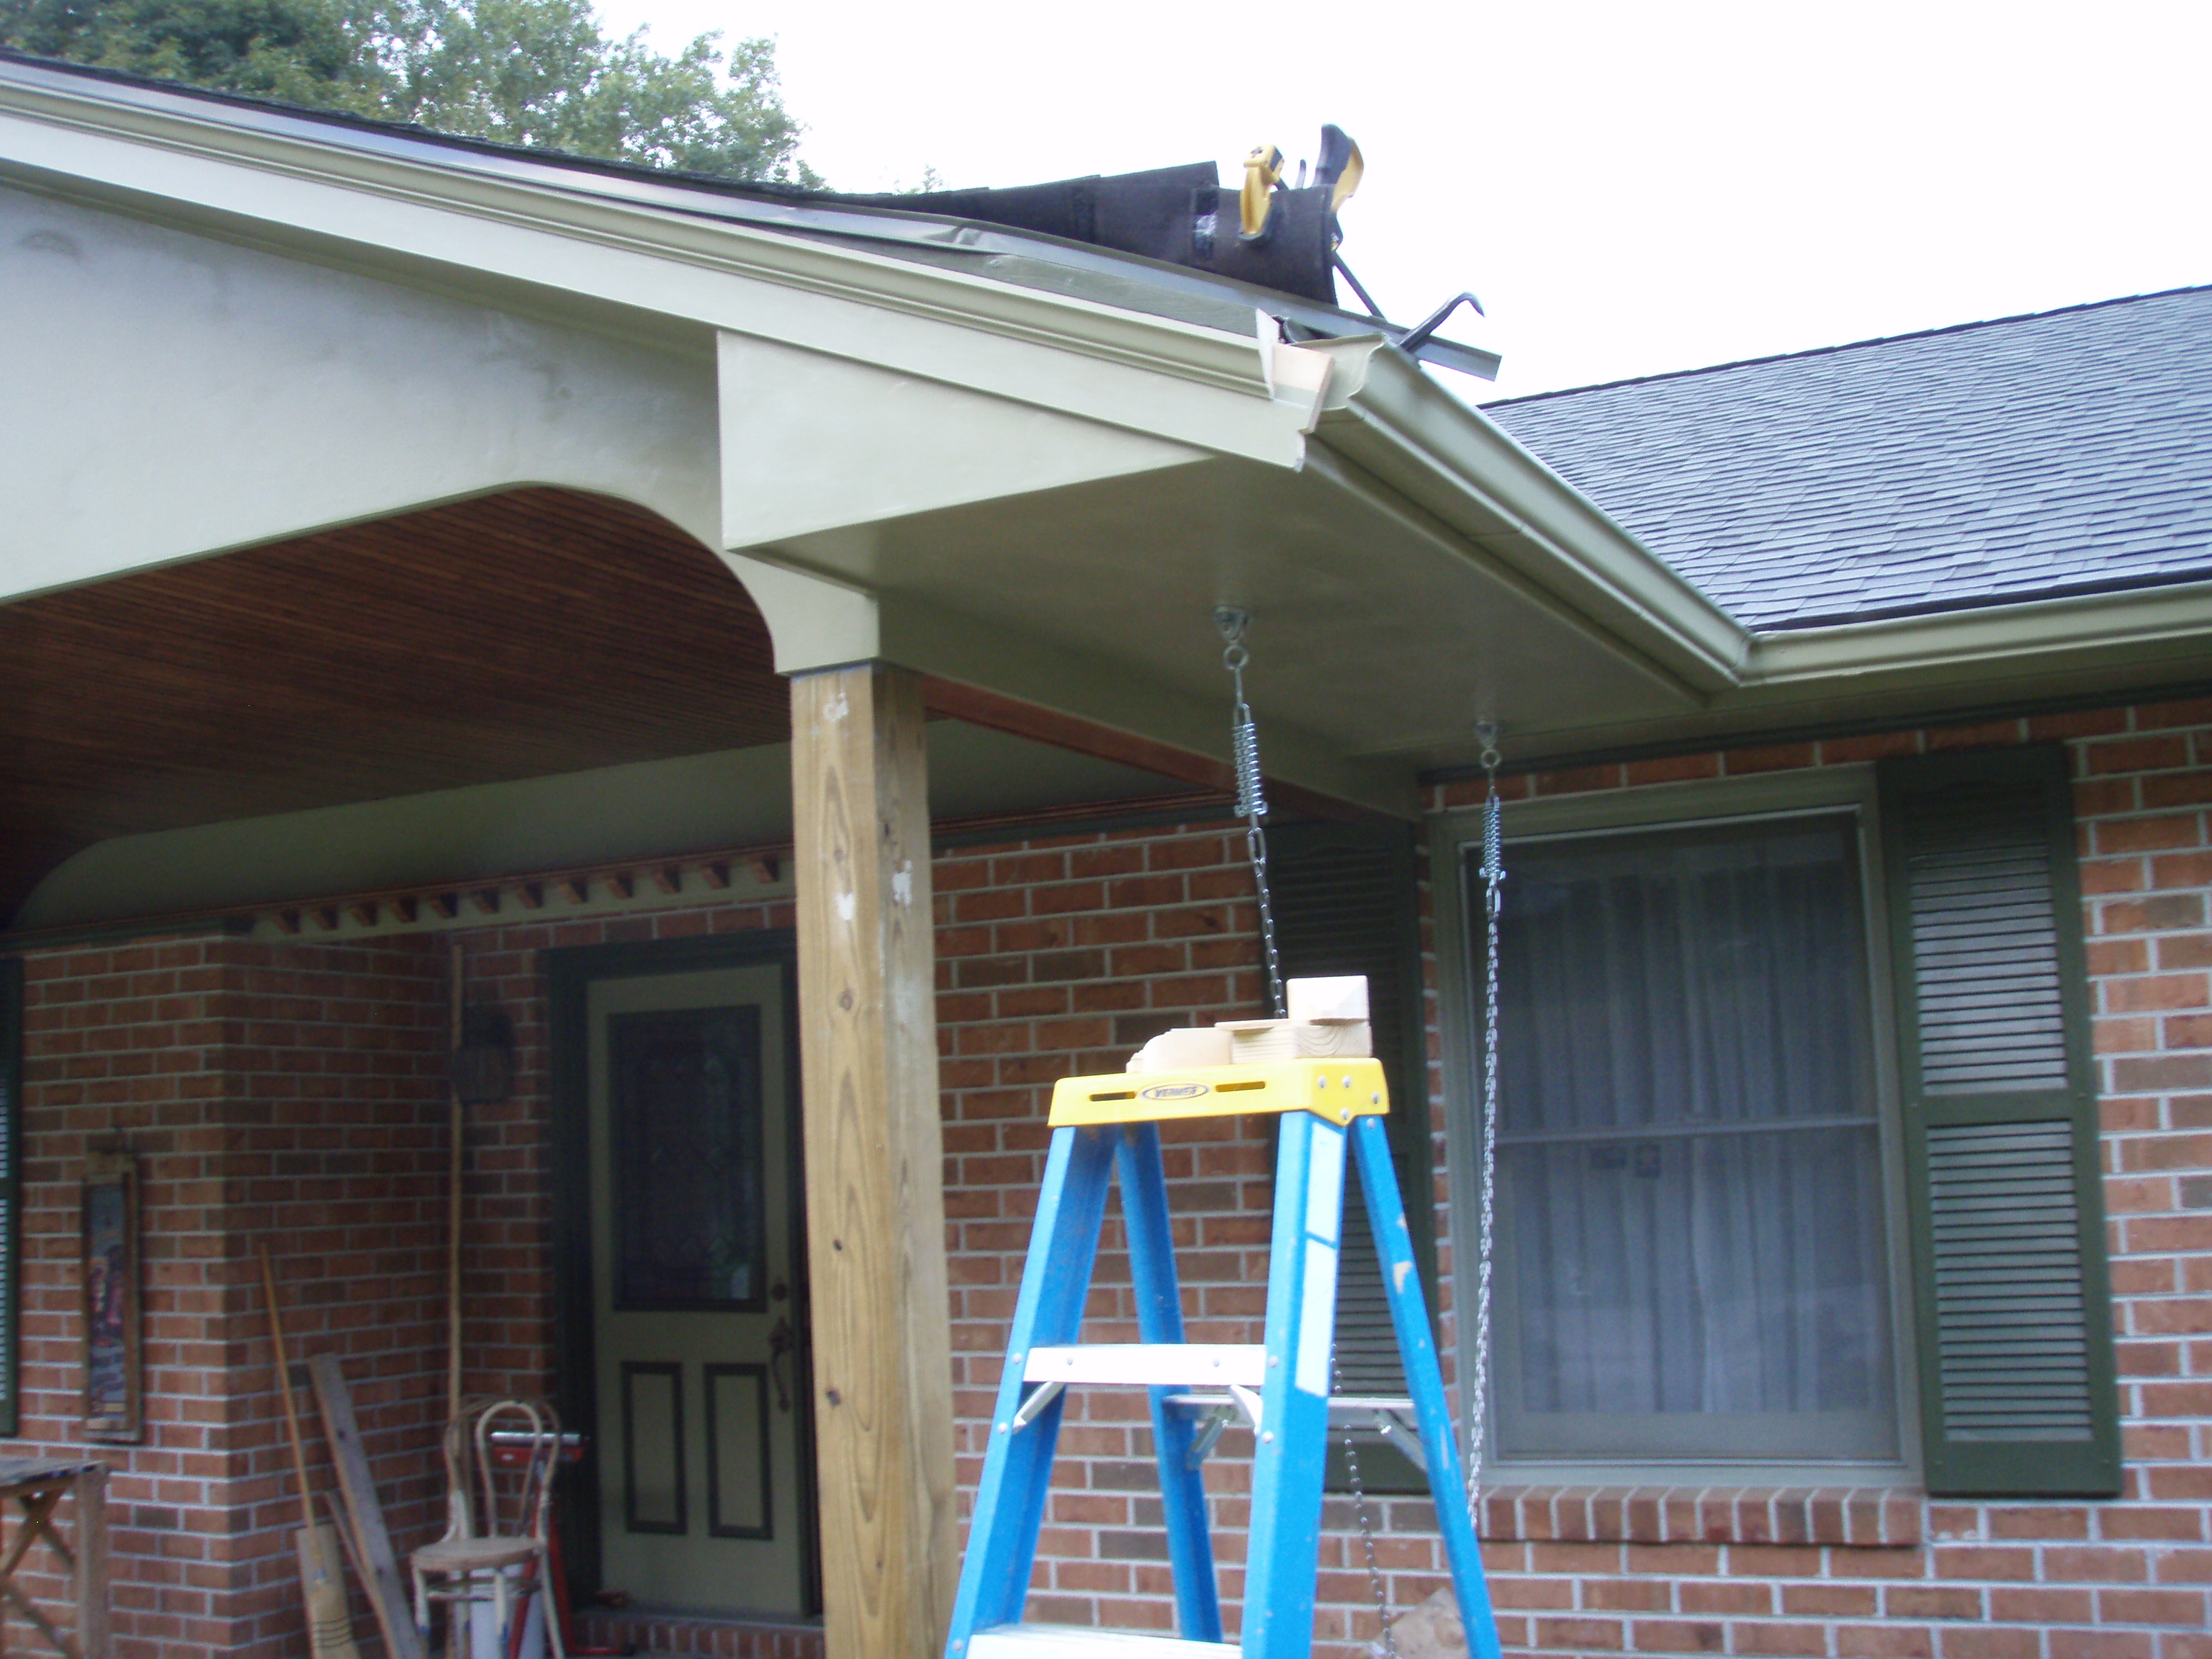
[
  {"left": 6, "top": 702, "right": 2209, "bottom": 1659},
  {"left": 934, "top": 826, "right": 1280, "bottom": 1637},
  {"left": 9, "top": 935, "right": 448, "bottom": 1659},
  {"left": 224, "top": 940, "right": 449, "bottom": 1659},
  {"left": 1408, "top": 701, "right": 2212, "bottom": 1658},
  {"left": 15, "top": 936, "right": 237, "bottom": 1658},
  {"left": 9, "top": 905, "right": 796, "bottom": 1659}
]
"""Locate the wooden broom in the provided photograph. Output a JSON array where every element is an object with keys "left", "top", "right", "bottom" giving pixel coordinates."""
[{"left": 258, "top": 1245, "right": 366, "bottom": 1659}]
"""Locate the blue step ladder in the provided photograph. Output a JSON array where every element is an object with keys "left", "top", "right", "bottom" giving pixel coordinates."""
[{"left": 944, "top": 1058, "right": 1501, "bottom": 1659}]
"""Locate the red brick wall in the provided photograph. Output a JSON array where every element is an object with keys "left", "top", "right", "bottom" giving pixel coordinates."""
[
  {"left": 9, "top": 905, "right": 797, "bottom": 1659},
  {"left": 15, "top": 937, "right": 238, "bottom": 1658},
  {"left": 224, "top": 940, "right": 449, "bottom": 1659},
  {"left": 9, "top": 936, "right": 449, "bottom": 1659},
  {"left": 934, "top": 826, "right": 1280, "bottom": 1635},
  {"left": 1410, "top": 702, "right": 2212, "bottom": 1658},
  {"left": 6, "top": 702, "right": 2210, "bottom": 1659}
]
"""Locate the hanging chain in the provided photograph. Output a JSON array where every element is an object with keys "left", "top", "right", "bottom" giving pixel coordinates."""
[
  {"left": 1214, "top": 608, "right": 1390, "bottom": 1642},
  {"left": 1215, "top": 608, "right": 1285, "bottom": 1017},
  {"left": 1334, "top": 1349, "right": 1398, "bottom": 1659},
  {"left": 1466, "top": 724, "right": 1506, "bottom": 1526}
]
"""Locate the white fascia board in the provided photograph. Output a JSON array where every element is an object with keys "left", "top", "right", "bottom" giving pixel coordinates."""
[
  {"left": 1743, "top": 580, "right": 2212, "bottom": 691},
  {"left": 0, "top": 67, "right": 1316, "bottom": 466},
  {"left": 1305, "top": 341, "right": 1753, "bottom": 696}
]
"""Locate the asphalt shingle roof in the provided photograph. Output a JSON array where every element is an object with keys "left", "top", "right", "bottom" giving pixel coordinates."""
[{"left": 1482, "top": 287, "right": 2212, "bottom": 630}]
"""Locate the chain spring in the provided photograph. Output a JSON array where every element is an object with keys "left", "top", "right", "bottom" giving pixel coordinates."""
[
  {"left": 1232, "top": 699, "right": 1267, "bottom": 822},
  {"left": 1216, "top": 610, "right": 1284, "bottom": 1018},
  {"left": 1467, "top": 727, "right": 1506, "bottom": 1526},
  {"left": 1217, "top": 611, "right": 1390, "bottom": 1638}
]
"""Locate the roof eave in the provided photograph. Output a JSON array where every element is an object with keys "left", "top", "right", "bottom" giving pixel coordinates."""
[
  {"left": 0, "top": 53, "right": 1297, "bottom": 431},
  {"left": 1308, "top": 341, "right": 1754, "bottom": 696},
  {"left": 1745, "top": 578, "right": 2212, "bottom": 695},
  {"left": 14, "top": 54, "right": 2203, "bottom": 775}
]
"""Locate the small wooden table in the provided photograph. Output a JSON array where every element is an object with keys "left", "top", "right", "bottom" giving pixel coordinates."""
[{"left": 0, "top": 1460, "right": 108, "bottom": 1659}]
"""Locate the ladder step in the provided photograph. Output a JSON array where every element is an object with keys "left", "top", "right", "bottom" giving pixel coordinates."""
[
  {"left": 968, "top": 1624, "right": 1241, "bottom": 1659},
  {"left": 1022, "top": 1344, "right": 1266, "bottom": 1388},
  {"left": 1161, "top": 1391, "right": 1416, "bottom": 1422}
]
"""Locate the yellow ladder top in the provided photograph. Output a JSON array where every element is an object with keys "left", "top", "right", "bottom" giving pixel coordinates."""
[{"left": 1048, "top": 1058, "right": 1390, "bottom": 1128}]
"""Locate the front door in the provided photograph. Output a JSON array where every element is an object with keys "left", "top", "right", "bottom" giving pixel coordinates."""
[{"left": 570, "top": 950, "right": 813, "bottom": 1617}]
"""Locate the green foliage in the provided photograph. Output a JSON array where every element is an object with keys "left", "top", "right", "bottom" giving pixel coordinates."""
[
  {"left": 0, "top": 0, "right": 821, "bottom": 182},
  {"left": 0, "top": 0, "right": 387, "bottom": 112}
]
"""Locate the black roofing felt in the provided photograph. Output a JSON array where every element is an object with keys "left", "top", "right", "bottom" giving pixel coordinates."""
[
  {"left": 835, "top": 166, "right": 1349, "bottom": 306},
  {"left": 1483, "top": 287, "right": 2212, "bottom": 630}
]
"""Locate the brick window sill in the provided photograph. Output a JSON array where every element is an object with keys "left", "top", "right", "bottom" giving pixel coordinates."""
[{"left": 1475, "top": 1485, "right": 1925, "bottom": 1547}]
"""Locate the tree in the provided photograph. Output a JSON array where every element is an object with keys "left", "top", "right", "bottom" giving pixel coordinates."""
[
  {"left": 0, "top": 0, "right": 821, "bottom": 183},
  {"left": 0, "top": 0, "right": 387, "bottom": 112}
]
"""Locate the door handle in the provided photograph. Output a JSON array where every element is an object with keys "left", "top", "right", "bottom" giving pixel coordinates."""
[{"left": 768, "top": 1316, "right": 794, "bottom": 1412}]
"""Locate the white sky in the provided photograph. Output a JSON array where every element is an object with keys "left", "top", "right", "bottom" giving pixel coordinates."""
[{"left": 593, "top": 0, "right": 2210, "bottom": 398}]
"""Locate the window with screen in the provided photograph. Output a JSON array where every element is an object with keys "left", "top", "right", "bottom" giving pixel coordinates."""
[{"left": 1485, "top": 812, "right": 1900, "bottom": 1463}]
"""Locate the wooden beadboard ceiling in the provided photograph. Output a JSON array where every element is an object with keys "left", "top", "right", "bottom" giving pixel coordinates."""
[{"left": 0, "top": 487, "right": 789, "bottom": 925}]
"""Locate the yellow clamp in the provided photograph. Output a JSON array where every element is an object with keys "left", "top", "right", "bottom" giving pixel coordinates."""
[{"left": 1241, "top": 143, "right": 1284, "bottom": 238}]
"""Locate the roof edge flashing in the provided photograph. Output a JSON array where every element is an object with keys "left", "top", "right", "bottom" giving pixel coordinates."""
[
  {"left": 1311, "top": 346, "right": 1753, "bottom": 693},
  {"left": 1, "top": 54, "right": 1503, "bottom": 390},
  {"left": 0, "top": 57, "right": 1301, "bottom": 423},
  {"left": 1745, "top": 578, "right": 2212, "bottom": 688}
]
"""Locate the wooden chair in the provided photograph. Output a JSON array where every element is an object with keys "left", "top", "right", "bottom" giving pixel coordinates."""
[{"left": 410, "top": 1398, "right": 567, "bottom": 1659}]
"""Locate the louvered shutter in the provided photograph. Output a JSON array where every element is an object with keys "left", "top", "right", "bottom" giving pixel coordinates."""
[
  {"left": 1267, "top": 822, "right": 1432, "bottom": 1407},
  {"left": 1878, "top": 746, "right": 2120, "bottom": 1497},
  {"left": 0, "top": 959, "right": 19, "bottom": 1437}
]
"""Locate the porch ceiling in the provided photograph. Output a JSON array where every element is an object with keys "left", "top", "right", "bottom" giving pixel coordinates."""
[
  {"left": 0, "top": 487, "right": 788, "bottom": 923},
  {"left": 771, "top": 453, "right": 1704, "bottom": 770}
]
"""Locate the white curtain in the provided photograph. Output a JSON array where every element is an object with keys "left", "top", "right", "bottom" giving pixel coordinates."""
[{"left": 1489, "top": 815, "right": 1898, "bottom": 1461}]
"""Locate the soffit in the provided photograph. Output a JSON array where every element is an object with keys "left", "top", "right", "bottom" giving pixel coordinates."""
[
  {"left": 0, "top": 487, "right": 787, "bottom": 922},
  {"left": 767, "top": 454, "right": 1707, "bottom": 768}
]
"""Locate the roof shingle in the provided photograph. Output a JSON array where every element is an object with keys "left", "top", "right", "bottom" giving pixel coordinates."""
[{"left": 1483, "top": 287, "right": 2212, "bottom": 629}]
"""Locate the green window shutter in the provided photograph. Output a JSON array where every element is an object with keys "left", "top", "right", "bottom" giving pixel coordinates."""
[
  {"left": 1267, "top": 821, "right": 1434, "bottom": 1399},
  {"left": 1878, "top": 745, "right": 2121, "bottom": 1497},
  {"left": 0, "top": 958, "right": 19, "bottom": 1437}
]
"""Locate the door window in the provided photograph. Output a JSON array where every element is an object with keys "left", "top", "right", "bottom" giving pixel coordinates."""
[{"left": 612, "top": 1006, "right": 766, "bottom": 1310}]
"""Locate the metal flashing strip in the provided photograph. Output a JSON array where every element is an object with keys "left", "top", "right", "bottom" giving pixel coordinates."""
[{"left": 1744, "top": 577, "right": 2212, "bottom": 685}]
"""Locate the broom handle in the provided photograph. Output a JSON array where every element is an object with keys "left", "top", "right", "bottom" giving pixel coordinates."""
[
  {"left": 449, "top": 939, "right": 465, "bottom": 1425},
  {"left": 258, "top": 1243, "right": 318, "bottom": 1534}
]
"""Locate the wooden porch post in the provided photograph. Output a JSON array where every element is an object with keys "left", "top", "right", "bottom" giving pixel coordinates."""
[{"left": 791, "top": 661, "right": 958, "bottom": 1659}]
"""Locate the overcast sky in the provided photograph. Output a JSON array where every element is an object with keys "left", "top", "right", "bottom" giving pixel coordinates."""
[{"left": 594, "top": 0, "right": 2208, "bottom": 399}]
